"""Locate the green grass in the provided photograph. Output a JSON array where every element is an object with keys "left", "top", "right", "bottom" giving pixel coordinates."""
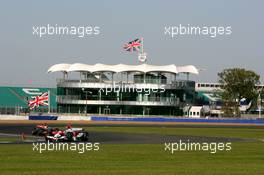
[
  {"left": 85, "top": 126, "right": 264, "bottom": 140},
  {"left": 0, "top": 137, "right": 20, "bottom": 141},
  {"left": 0, "top": 126, "right": 264, "bottom": 174}
]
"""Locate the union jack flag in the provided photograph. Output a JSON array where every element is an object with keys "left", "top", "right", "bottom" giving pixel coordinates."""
[
  {"left": 28, "top": 92, "right": 49, "bottom": 109},
  {"left": 123, "top": 38, "right": 141, "bottom": 52}
]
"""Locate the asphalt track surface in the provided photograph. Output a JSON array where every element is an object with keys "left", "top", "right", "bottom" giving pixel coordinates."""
[{"left": 0, "top": 123, "right": 257, "bottom": 144}]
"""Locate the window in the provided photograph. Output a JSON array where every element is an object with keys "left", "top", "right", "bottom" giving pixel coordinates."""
[
  {"left": 193, "top": 112, "right": 196, "bottom": 115},
  {"left": 190, "top": 112, "right": 192, "bottom": 116},
  {"left": 197, "top": 112, "right": 200, "bottom": 116}
]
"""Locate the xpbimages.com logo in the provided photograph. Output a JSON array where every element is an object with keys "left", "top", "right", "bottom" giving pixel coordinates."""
[
  {"left": 164, "top": 24, "right": 232, "bottom": 38},
  {"left": 99, "top": 82, "right": 166, "bottom": 96},
  {"left": 164, "top": 140, "right": 232, "bottom": 154},
  {"left": 32, "top": 141, "right": 100, "bottom": 154},
  {"left": 32, "top": 24, "right": 100, "bottom": 38}
]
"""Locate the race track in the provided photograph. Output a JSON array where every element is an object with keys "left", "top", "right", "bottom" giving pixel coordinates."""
[{"left": 0, "top": 123, "right": 256, "bottom": 144}]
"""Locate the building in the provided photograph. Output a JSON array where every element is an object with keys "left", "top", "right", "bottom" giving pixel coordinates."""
[
  {"left": 0, "top": 86, "right": 56, "bottom": 115},
  {"left": 195, "top": 82, "right": 264, "bottom": 115},
  {"left": 48, "top": 63, "right": 199, "bottom": 116},
  {"left": 0, "top": 81, "right": 262, "bottom": 116},
  {"left": 185, "top": 106, "right": 203, "bottom": 118},
  {"left": 195, "top": 82, "right": 223, "bottom": 111}
]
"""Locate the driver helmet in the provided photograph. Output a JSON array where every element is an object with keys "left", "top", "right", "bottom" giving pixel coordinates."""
[{"left": 66, "top": 124, "right": 72, "bottom": 129}]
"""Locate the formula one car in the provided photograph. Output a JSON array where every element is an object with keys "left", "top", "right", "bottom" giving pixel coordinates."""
[
  {"left": 32, "top": 124, "right": 54, "bottom": 136},
  {"left": 32, "top": 124, "right": 89, "bottom": 142}
]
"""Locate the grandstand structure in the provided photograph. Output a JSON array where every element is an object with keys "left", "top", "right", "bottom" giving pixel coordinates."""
[
  {"left": 195, "top": 82, "right": 264, "bottom": 115},
  {"left": 196, "top": 82, "right": 264, "bottom": 92},
  {"left": 0, "top": 86, "right": 56, "bottom": 115},
  {"left": 0, "top": 81, "right": 261, "bottom": 116},
  {"left": 48, "top": 63, "right": 199, "bottom": 115},
  {"left": 195, "top": 83, "right": 223, "bottom": 110}
]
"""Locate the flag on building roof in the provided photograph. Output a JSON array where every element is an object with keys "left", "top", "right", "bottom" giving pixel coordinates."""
[
  {"left": 28, "top": 92, "right": 49, "bottom": 109},
  {"left": 123, "top": 38, "right": 141, "bottom": 52}
]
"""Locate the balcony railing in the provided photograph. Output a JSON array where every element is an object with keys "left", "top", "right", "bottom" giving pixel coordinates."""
[
  {"left": 56, "top": 79, "right": 195, "bottom": 90},
  {"left": 57, "top": 95, "right": 180, "bottom": 106}
]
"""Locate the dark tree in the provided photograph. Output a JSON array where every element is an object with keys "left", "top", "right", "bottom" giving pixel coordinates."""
[{"left": 218, "top": 68, "right": 260, "bottom": 117}]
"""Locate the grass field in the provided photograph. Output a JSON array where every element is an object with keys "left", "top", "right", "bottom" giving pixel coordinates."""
[
  {"left": 0, "top": 126, "right": 264, "bottom": 175},
  {"left": 84, "top": 126, "right": 264, "bottom": 139}
]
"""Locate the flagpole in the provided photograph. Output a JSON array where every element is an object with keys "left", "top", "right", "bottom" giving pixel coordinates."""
[
  {"left": 141, "top": 37, "right": 144, "bottom": 55},
  {"left": 138, "top": 37, "right": 147, "bottom": 63}
]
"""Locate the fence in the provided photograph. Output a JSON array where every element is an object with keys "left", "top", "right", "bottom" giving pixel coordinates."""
[{"left": 0, "top": 106, "right": 57, "bottom": 115}]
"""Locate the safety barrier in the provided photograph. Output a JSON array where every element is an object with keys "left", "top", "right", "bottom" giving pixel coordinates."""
[
  {"left": 0, "top": 115, "right": 90, "bottom": 121},
  {"left": 0, "top": 115, "right": 28, "bottom": 120},
  {"left": 29, "top": 115, "right": 58, "bottom": 120},
  {"left": 57, "top": 116, "right": 91, "bottom": 121},
  {"left": 1, "top": 114, "right": 264, "bottom": 124},
  {"left": 91, "top": 116, "right": 264, "bottom": 124}
]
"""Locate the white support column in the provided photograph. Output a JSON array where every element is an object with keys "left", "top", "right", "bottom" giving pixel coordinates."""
[
  {"left": 48, "top": 90, "right": 51, "bottom": 114},
  {"left": 111, "top": 72, "right": 114, "bottom": 84}
]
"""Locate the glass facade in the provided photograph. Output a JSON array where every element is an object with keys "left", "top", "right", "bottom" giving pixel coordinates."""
[{"left": 56, "top": 73, "right": 196, "bottom": 116}]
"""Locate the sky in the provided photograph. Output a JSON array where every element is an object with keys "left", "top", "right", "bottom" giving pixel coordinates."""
[{"left": 0, "top": 0, "right": 263, "bottom": 87}]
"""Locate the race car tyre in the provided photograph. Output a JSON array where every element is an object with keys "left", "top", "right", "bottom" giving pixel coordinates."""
[
  {"left": 66, "top": 132, "right": 74, "bottom": 142},
  {"left": 81, "top": 132, "right": 89, "bottom": 142}
]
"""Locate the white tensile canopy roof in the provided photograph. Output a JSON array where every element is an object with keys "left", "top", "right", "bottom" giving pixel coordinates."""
[{"left": 47, "top": 63, "right": 199, "bottom": 74}]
